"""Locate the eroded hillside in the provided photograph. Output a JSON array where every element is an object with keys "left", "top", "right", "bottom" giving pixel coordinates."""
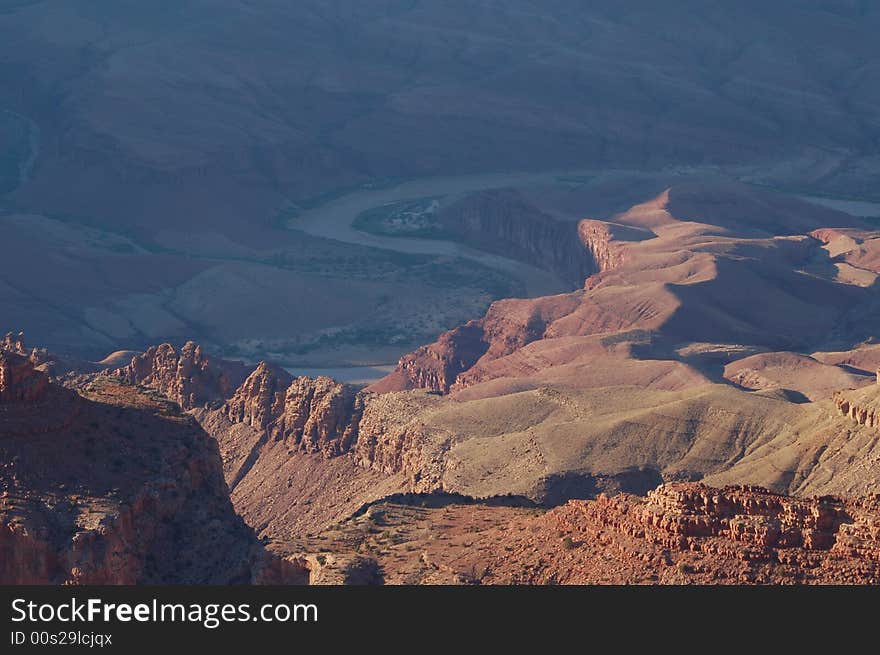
[{"left": 0, "top": 344, "right": 305, "bottom": 584}]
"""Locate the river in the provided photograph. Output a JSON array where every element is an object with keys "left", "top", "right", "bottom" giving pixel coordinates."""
[{"left": 287, "top": 169, "right": 605, "bottom": 298}]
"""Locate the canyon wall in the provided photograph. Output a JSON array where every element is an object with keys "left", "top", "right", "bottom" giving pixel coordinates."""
[
  {"left": 0, "top": 350, "right": 49, "bottom": 403},
  {"left": 116, "top": 343, "right": 436, "bottom": 484},
  {"left": 439, "top": 189, "right": 597, "bottom": 286},
  {"left": 223, "top": 363, "right": 365, "bottom": 457},
  {"left": 374, "top": 321, "right": 488, "bottom": 394},
  {"left": 114, "top": 341, "right": 249, "bottom": 410},
  {"left": 439, "top": 189, "right": 641, "bottom": 289},
  {"left": 0, "top": 354, "right": 306, "bottom": 584},
  {"left": 369, "top": 293, "right": 586, "bottom": 394},
  {"left": 582, "top": 483, "right": 856, "bottom": 554},
  {"left": 370, "top": 205, "right": 650, "bottom": 395}
]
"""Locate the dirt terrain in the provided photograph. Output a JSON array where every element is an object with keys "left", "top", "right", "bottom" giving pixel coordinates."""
[{"left": 293, "top": 483, "right": 880, "bottom": 585}]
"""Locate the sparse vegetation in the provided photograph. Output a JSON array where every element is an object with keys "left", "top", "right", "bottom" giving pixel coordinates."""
[{"left": 343, "top": 556, "right": 384, "bottom": 585}]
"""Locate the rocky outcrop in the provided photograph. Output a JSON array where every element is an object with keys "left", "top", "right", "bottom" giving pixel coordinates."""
[
  {"left": 222, "top": 361, "right": 293, "bottom": 430},
  {"left": 476, "top": 483, "right": 880, "bottom": 584},
  {"left": 0, "top": 361, "right": 306, "bottom": 585},
  {"left": 110, "top": 342, "right": 428, "bottom": 477},
  {"left": 580, "top": 483, "right": 856, "bottom": 554},
  {"left": 0, "top": 350, "right": 80, "bottom": 435},
  {"left": 354, "top": 391, "right": 447, "bottom": 489},
  {"left": 0, "top": 351, "right": 49, "bottom": 403},
  {"left": 576, "top": 220, "right": 638, "bottom": 277},
  {"left": 0, "top": 477, "right": 305, "bottom": 585},
  {"left": 113, "top": 341, "right": 248, "bottom": 410},
  {"left": 1, "top": 331, "right": 28, "bottom": 356},
  {"left": 270, "top": 376, "right": 365, "bottom": 456},
  {"left": 372, "top": 321, "right": 488, "bottom": 394},
  {"left": 221, "top": 364, "right": 365, "bottom": 458},
  {"left": 369, "top": 291, "right": 587, "bottom": 395},
  {"left": 834, "top": 392, "right": 880, "bottom": 427},
  {"left": 833, "top": 373, "right": 880, "bottom": 428},
  {"left": 293, "top": 483, "right": 880, "bottom": 585},
  {"left": 1, "top": 332, "right": 58, "bottom": 375},
  {"left": 438, "top": 190, "right": 647, "bottom": 290}
]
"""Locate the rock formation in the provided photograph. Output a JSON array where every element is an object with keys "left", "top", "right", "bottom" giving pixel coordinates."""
[
  {"left": 1, "top": 331, "right": 28, "bottom": 356},
  {"left": 374, "top": 196, "right": 653, "bottom": 395},
  {"left": 111, "top": 344, "right": 424, "bottom": 478},
  {"left": 834, "top": 377, "right": 880, "bottom": 428},
  {"left": 0, "top": 351, "right": 49, "bottom": 403},
  {"left": 580, "top": 483, "right": 856, "bottom": 555},
  {"left": 0, "top": 348, "right": 80, "bottom": 435},
  {"left": 514, "top": 483, "right": 880, "bottom": 583},
  {"left": 113, "top": 341, "right": 248, "bottom": 410},
  {"left": 223, "top": 364, "right": 364, "bottom": 457},
  {"left": 374, "top": 321, "right": 488, "bottom": 394},
  {"left": 222, "top": 361, "right": 293, "bottom": 430},
  {"left": 370, "top": 293, "right": 585, "bottom": 394},
  {"left": 523, "top": 483, "right": 880, "bottom": 583},
  {"left": 268, "top": 376, "right": 364, "bottom": 456},
  {"left": 576, "top": 219, "right": 642, "bottom": 275},
  {"left": 1, "top": 331, "right": 59, "bottom": 375},
  {"left": 0, "top": 357, "right": 306, "bottom": 584}
]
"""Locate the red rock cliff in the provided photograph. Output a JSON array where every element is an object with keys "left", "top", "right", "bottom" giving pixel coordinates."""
[
  {"left": 580, "top": 483, "right": 856, "bottom": 554},
  {"left": 369, "top": 212, "right": 649, "bottom": 395},
  {"left": 439, "top": 189, "right": 597, "bottom": 286},
  {"left": 369, "top": 292, "right": 583, "bottom": 394},
  {"left": 222, "top": 363, "right": 364, "bottom": 457},
  {"left": 0, "top": 358, "right": 306, "bottom": 584},
  {"left": 111, "top": 343, "right": 444, "bottom": 483},
  {"left": 0, "top": 351, "right": 49, "bottom": 403},
  {"left": 113, "top": 341, "right": 248, "bottom": 410}
]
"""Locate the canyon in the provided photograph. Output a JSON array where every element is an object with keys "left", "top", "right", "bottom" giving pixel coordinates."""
[
  {"left": 7, "top": 173, "right": 880, "bottom": 584},
  {"left": 4, "top": 3, "right": 880, "bottom": 589},
  {"left": 4, "top": 2, "right": 880, "bottom": 366}
]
